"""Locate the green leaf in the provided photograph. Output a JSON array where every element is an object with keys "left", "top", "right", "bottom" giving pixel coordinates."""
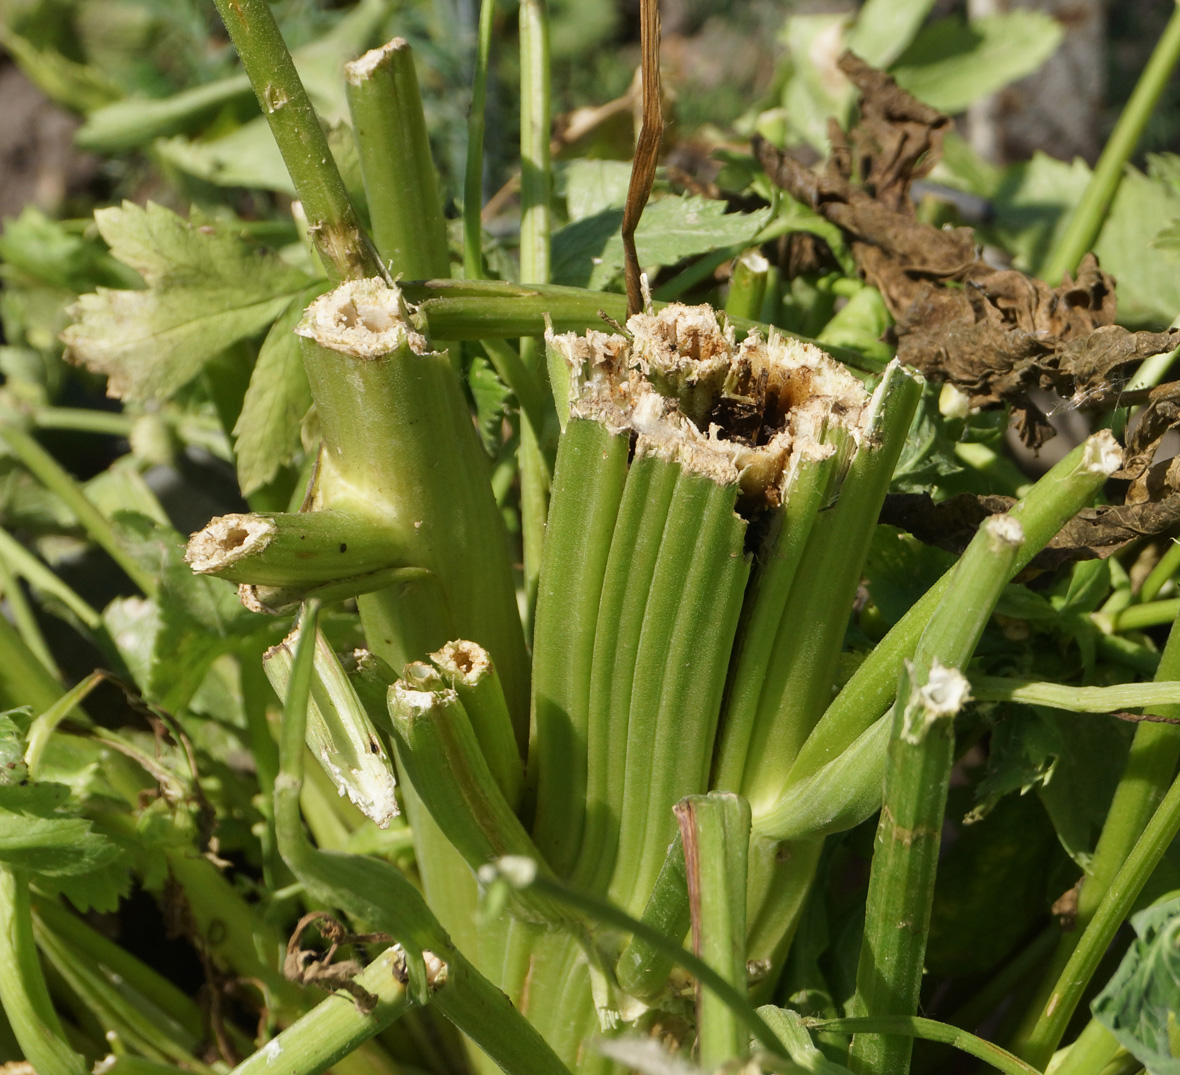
[
  {"left": 559, "top": 159, "right": 634, "bottom": 221},
  {"left": 155, "top": 118, "right": 293, "bottom": 194},
  {"left": 776, "top": 13, "right": 856, "bottom": 152},
  {"left": 890, "top": 13, "right": 1064, "bottom": 115},
  {"left": 926, "top": 791, "right": 1061, "bottom": 976},
  {"left": 551, "top": 195, "right": 772, "bottom": 289},
  {"left": 889, "top": 386, "right": 964, "bottom": 494},
  {"left": 846, "top": 0, "right": 937, "bottom": 68},
  {"left": 0, "top": 782, "right": 121, "bottom": 877},
  {"left": 974, "top": 706, "right": 1130, "bottom": 870},
  {"left": 232, "top": 287, "right": 322, "bottom": 496},
  {"left": 1093, "top": 895, "right": 1180, "bottom": 1074},
  {"left": 62, "top": 202, "right": 311, "bottom": 402}
]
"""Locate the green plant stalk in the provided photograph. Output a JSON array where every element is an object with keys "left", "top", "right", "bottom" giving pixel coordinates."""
[
  {"left": 33, "top": 911, "right": 219, "bottom": 1070},
  {"left": 679, "top": 793, "right": 753, "bottom": 1069},
  {"left": 1138, "top": 538, "right": 1180, "bottom": 602},
  {"left": 1011, "top": 606, "right": 1180, "bottom": 1066},
  {"left": 32, "top": 897, "right": 206, "bottom": 1045},
  {"left": 210, "top": 0, "right": 380, "bottom": 281},
  {"left": 608, "top": 471, "right": 751, "bottom": 918},
  {"left": 400, "top": 280, "right": 871, "bottom": 366},
  {"left": 275, "top": 604, "right": 574, "bottom": 1075},
  {"left": 970, "top": 675, "right": 1180, "bottom": 711},
  {"left": 185, "top": 510, "right": 413, "bottom": 586},
  {"left": 0, "top": 526, "right": 101, "bottom": 630},
  {"left": 231, "top": 946, "right": 411, "bottom": 1075},
  {"left": 0, "top": 425, "right": 156, "bottom": 597},
  {"left": 1048, "top": 1018, "right": 1123, "bottom": 1075},
  {"left": 482, "top": 337, "right": 551, "bottom": 437},
  {"left": 614, "top": 831, "right": 689, "bottom": 999},
  {"left": 730, "top": 363, "right": 924, "bottom": 814},
  {"left": 463, "top": 0, "right": 497, "bottom": 278},
  {"left": 572, "top": 453, "right": 679, "bottom": 895},
  {"left": 387, "top": 681, "right": 571, "bottom": 926},
  {"left": 1010, "top": 752, "right": 1180, "bottom": 1070},
  {"left": 24, "top": 671, "right": 101, "bottom": 777},
  {"left": 848, "top": 514, "right": 1024, "bottom": 1075},
  {"left": 345, "top": 39, "right": 450, "bottom": 280},
  {"left": 298, "top": 281, "right": 529, "bottom": 728},
  {"left": 429, "top": 641, "right": 524, "bottom": 813},
  {"left": 0, "top": 610, "right": 64, "bottom": 715},
  {"left": 489, "top": 861, "right": 787, "bottom": 1060},
  {"left": 529, "top": 419, "right": 630, "bottom": 876},
  {"left": 0, "top": 868, "right": 88, "bottom": 1075},
  {"left": 516, "top": 0, "right": 554, "bottom": 625},
  {"left": 725, "top": 251, "right": 770, "bottom": 322},
  {"left": 787, "top": 432, "right": 1123, "bottom": 792},
  {"left": 241, "top": 566, "right": 431, "bottom": 617},
  {"left": 1042, "top": 1, "right": 1180, "bottom": 283},
  {"left": 0, "top": 553, "right": 55, "bottom": 676},
  {"left": 1102, "top": 597, "right": 1180, "bottom": 631},
  {"left": 808, "top": 1017, "right": 1040, "bottom": 1075}
]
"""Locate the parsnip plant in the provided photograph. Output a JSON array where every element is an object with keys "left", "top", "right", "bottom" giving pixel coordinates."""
[{"left": 6, "top": 1, "right": 1180, "bottom": 1074}]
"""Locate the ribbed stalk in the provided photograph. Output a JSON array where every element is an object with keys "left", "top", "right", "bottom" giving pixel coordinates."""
[
  {"left": 848, "top": 515, "right": 1025, "bottom": 1075},
  {"left": 711, "top": 451, "right": 839, "bottom": 794},
  {"left": 733, "top": 363, "right": 923, "bottom": 815},
  {"left": 400, "top": 279, "right": 870, "bottom": 367},
  {"left": 463, "top": 0, "right": 496, "bottom": 278},
  {"left": 264, "top": 624, "right": 399, "bottom": 829},
  {"left": 607, "top": 470, "right": 750, "bottom": 917},
  {"left": 529, "top": 419, "right": 630, "bottom": 875},
  {"left": 572, "top": 454, "right": 679, "bottom": 895},
  {"left": 786, "top": 432, "right": 1124, "bottom": 795},
  {"left": 344, "top": 39, "right": 450, "bottom": 279},
  {"left": 210, "top": 0, "right": 380, "bottom": 281},
  {"left": 679, "top": 793, "right": 753, "bottom": 1069},
  {"left": 517, "top": 0, "right": 554, "bottom": 624}
]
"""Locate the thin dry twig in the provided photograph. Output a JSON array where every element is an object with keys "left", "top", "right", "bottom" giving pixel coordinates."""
[{"left": 622, "top": 0, "right": 663, "bottom": 317}]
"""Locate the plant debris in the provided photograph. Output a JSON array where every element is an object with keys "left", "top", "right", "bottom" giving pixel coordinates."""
[
  {"left": 759, "top": 51, "right": 1180, "bottom": 561},
  {"left": 284, "top": 911, "right": 397, "bottom": 1013}
]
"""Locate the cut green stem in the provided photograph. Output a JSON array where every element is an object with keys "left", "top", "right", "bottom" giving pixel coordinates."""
[
  {"left": 848, "top": 514, "right": 1025, "bottom": 1075},
  {"left": 787, "top": 432, "right": 1123, "bottom": 797},
  {"left": 345, "top": 39, "right": 450, "bottom": 280},
  {"left": 210, "top": 0, "right": 380, "bottom": 280},
  {"left": 679, "top": 793, "right": 752, "bottom": 1069}
]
